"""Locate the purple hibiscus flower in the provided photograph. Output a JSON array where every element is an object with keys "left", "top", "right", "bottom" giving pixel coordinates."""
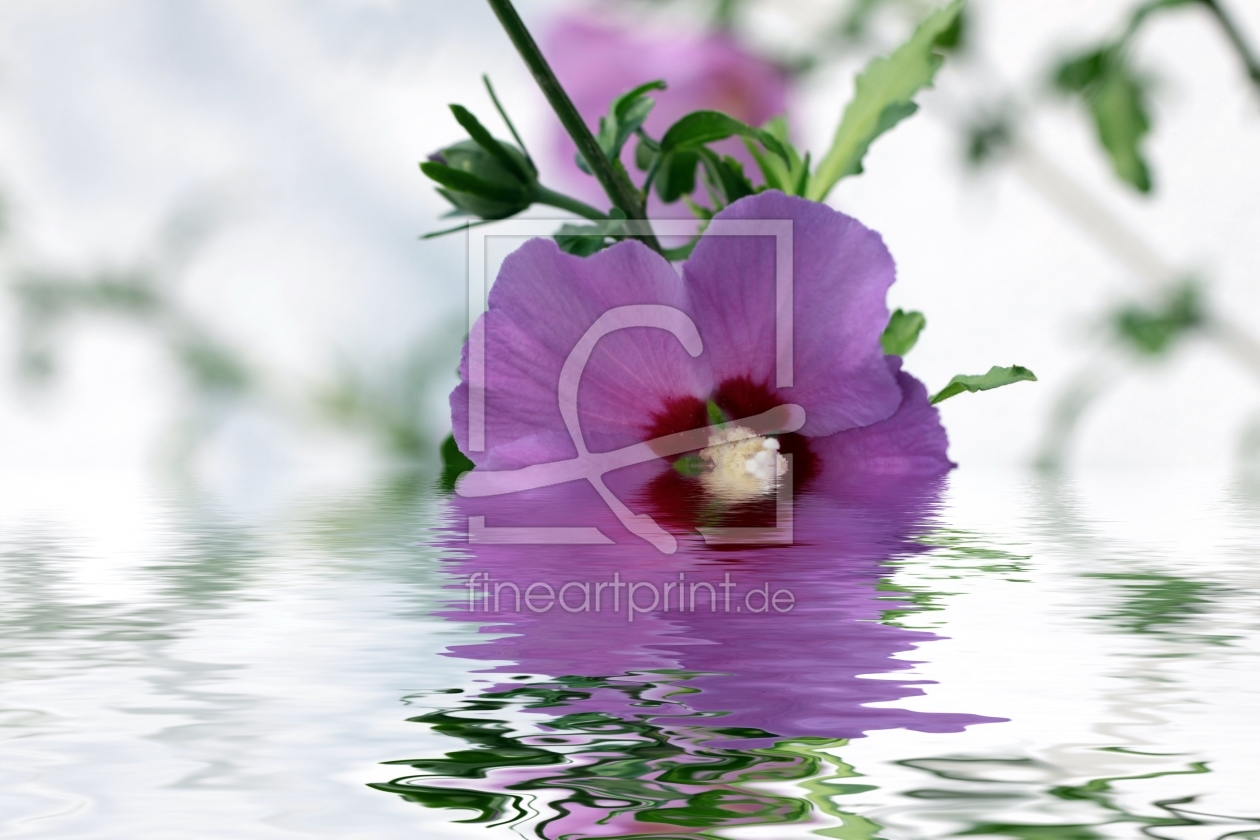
[
  {"left": 545, "top": 15, "right": 790, "bottom": 209},
  {"left": 451, "top": 190, "right": 953, "bottom": 522}
]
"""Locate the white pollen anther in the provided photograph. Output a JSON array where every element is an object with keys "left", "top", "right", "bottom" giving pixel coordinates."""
[{"left": 697, "top": 425, "right": 788, "bottom": 501}]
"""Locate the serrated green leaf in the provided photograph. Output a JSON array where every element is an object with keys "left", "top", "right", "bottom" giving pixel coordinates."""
[
  {"left": 808, "top": 0, "right": 962, "bottom": 201},
  {"left": 881, "top": 309, "right": 926, "bottom": 355},
  {"left": 930, "top": 365, "right": 1037, "bottom": 405},
  {"left": 438, "top": 433, "right": 474, "bottom": 492}
]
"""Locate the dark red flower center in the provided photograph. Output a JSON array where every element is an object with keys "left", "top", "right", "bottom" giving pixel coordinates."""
[{"left": 638, "top": 376, "right": 817, "bottom": 537}]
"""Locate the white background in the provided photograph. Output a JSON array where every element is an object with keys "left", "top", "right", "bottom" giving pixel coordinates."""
[{"left": 0, "top": 0, "right": 1258, "bottom": 495}]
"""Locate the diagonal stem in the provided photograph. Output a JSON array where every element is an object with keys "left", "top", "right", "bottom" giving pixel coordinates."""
[
  {"left": 1199, "top": 0, "right": 1260, "bottom": 91},
  {"left": 484, "top": 0, "right": 662, "bottom": 253}
]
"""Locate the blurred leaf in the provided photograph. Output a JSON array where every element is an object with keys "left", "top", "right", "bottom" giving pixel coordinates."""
[
  {"left": 930, "top": 365, "right": 1037, "bottom": 404},
  {"left": 1054, "top": 47, "right": 1109, "bottom": 93},
  {"left": 808, "top": 0, "right": 962, "bottom": 201},
  {"left": 175, "top": 333, "right": 250, "bottom": 393},
  {"left": 439, "top": 434, "right": 475, "bottom": 492},
  {"left": 1112, "top": 282, "right": 1201, "bottom": 355},
  {"left": 1089, "top": 66, "right": 1153, "bottom": 192},
  {"left": 554, "top": 223, "right": 613, "bottom": 257},
  {"left": 1086, "top": 572, "right": 1227, "bottom": 641},
  {"left": 933, "top": 5, "right": 967, "bottom": 51},
  {"left": 634, "top": 134, "right": 656, "bottom": 171},
  {"left": 880, "top": 308, "right": 926, "bottom": 355},
  {"left": 964, "top": 112, "right": 1014, "bottom": 167},
  {"left": 1055, "top": 48, "right": 1153, "bottom": 192}
]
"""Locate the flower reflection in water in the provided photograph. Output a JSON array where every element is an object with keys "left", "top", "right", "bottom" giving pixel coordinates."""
[{"left": 371, "top": 469, "right": 1003, "bottom": 837}]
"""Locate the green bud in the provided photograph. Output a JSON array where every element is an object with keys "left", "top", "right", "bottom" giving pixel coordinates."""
[{"left": 422, "top": 139, "right": 534, "bottom": 220}]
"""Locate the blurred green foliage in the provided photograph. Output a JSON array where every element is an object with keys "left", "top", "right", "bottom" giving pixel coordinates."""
[{"left": 1111, "top": 281, "right": 1202, "bottom": 356}]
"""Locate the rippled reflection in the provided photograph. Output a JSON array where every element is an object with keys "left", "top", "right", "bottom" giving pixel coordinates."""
[{"left": 371, "top": 465, "right": 1001, "bottom": 836}]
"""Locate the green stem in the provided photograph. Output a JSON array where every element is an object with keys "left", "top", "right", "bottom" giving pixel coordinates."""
[
  {"left": 484, "top": 0, "right": 662, "bottom": 253},
  {"left": 531, "top": 186, "right": 608, "bottom": 221},
  {"left": 1199, "top": 0, "right": 1260, "bottom": 90}
]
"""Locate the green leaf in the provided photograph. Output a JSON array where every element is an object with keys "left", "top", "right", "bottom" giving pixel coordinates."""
[
  {"left": 672, "top": 454, "right": 707, "bottom": 476},
  {"left": 554, "top": 223, "right": 613, "bottom": 257},
  {"left": 1088, "top": 62, "right": 1153, "bottom": 192},
  {"left": 1112, "top": 282, "right": 1201, "bottom": 355},
  {"left": 808, "top": 0, "right": 962, "bottom": 201},
  {"left": 745, "top": 117, "right": 810, "bottom": 195},
  {"left": 579, "top": 80, "right": 667, "bottom": 174},
  {"left": 706, "top": 399, "right": 728, "bottom": 427},
  {"left": 654, "top": 150, "right": 700, "bottom": 203},
  {"left": 1054, "top": 47, "right": 1153, "bottom": 192},
  {"left": 1054, "top": 48, "right": 1109, "bottom": 93},
  {"left": 744, "top": 138, "right": 786, "bottom": 191},
  {"left": 449, "top": 104, "right": 533, "bottom": 183},
  {"left": 880, "top": 308, "right": 926, "bottom": 355},
  {"left": 931, "top": 365, "right": 1037, "bottom": 405},
  {"left": 438, "top": 433, "right": 474, "bottom": 492},
  {"left": 697, "top": 150, "right": 755, "bottom": 206},
  {"left": 634, "top": 134, "right": 656, "bottom": 171},
  {"left": 659, "top": 111, "right": 791, "bottom": 163}
]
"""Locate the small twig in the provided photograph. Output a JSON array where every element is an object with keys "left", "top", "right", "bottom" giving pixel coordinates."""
[
  {"left": 484, "top": 0, "right": 662, "bottom": 253},
  {"left": 1199, "top": 0, "right": 1260, "bottom": 91}
]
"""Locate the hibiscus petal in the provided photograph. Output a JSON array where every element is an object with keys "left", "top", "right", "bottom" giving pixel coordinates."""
[
  {"left": 813, "top": 357, "right": 955, "bottom": 481},
  {"left": 682, "top": 191, "right": 902, "bottom": 436},
  {"left": 451, "top": 238, "right": 711, "bottom": 466}
]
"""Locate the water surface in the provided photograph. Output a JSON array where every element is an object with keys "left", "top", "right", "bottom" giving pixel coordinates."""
[{"left": 1, "top": 468, "right": 1256, "bottom": 838}]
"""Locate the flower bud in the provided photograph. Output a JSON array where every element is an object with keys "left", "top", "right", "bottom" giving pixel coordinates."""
[{"left": 424, "top": 139, "right": 534, "bottom": 220}]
